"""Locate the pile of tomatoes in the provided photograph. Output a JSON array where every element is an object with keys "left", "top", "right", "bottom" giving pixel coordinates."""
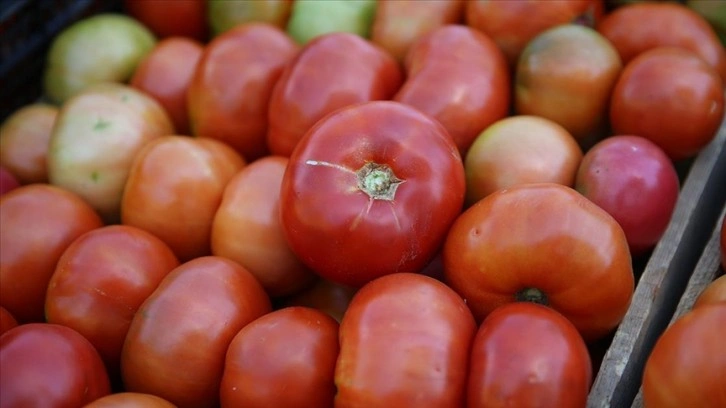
[{"left": 1, "top": 0, "right": 725, "bottom": 407}]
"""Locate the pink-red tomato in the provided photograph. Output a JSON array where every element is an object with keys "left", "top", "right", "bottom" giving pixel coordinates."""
[
  {"left": 609, "top": 47, "right": 725, "bottom": 161},
  {"left": 124, "top": 0, "right": 208, "bottom": 41},
  {"left": 0, "top": 323, "right": 111, "bottom": 408},
  {"left": 0, "top": 306, "right": 18, "bottom": 336},
  {"left": 0, "top": 184, "right": 103, "bottom": 323},
  {"left": 121, "top": 135, "right": 245, "bottom": 261},
  {"left": 467, "top": 302, "right": 592, "bottom": 408},
  {"left": 83, "top": 392, "right": 176, "bottom": 408},
  {"left": 443, "top": 183, "right": 634, "bottom": 341},
  {"left": 0, "top": 166, "right": 20, "bottom": 195},
  {"left": 280, "top": 101, "right": 465, "bottom": 288},
  {"left": 693, "top": 275, "right": 726, "bottom": 310},
  {"left": 121, "top": 256, "right": 271, "bottom": 408},
  {"left": 394, "top": 24, "right": 510, "bottom": 155},
  {"left": 220, "top": 306, "right": 339, "bottom": 408},
  {"left": 281, "top": 278, "right": 358, "bottom": 323},
  {"left": 335, "top": 272, "right": 477, "bottom": 407},
  {"left": 188, "top": 23, "right": 299, "bottom": 161},
  {"left": 0, "top": 103, "right": 58, "bottom": 184},
  {"left": 267, "top": 32, "right": 403, "bottom": 157},
  {"left": 45, "top": 225, "right": 180, "bottom": 376},
  {"left": 642, "top": 303, "right": 726, "bottom": 407}
]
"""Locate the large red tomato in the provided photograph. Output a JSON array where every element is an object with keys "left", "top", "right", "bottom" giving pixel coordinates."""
[
  {"left": 280, "top": 101, "right": 465, "bottom": 288},
  {"left": 0, "top": 323, "right": 111, "bottom": 407},
  {"left": 443, "top": 183, "right": 634, "bottom": 341},
  {"left": 467, "top": 302, "right": 592, "bottom": 408},
  {"left": 220, "top": 306, "right": 339, "bottom": 408},
  {"left": 335, "top": 272, "right": 476, "bottom": 407},
  {"left": 0, "top": 184, "right": 103, "bottom": 323},
  {"left": 121, "top": 256, "right": 271, "bottom": 408},
  {"left": 124, "top": 0, "right": 208, "bottom": 41}
]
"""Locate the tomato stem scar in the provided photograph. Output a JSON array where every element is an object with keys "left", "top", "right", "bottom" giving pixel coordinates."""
[
  {"left": 356, "top": 162, "right": 404, "bottom": 201},
  {"left": 515, "top": 287, "right": 548, "bottom": 305}
]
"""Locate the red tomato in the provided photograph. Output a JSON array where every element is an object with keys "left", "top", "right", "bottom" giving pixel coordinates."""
[
  {"left": 188, "top": 23, "right": 299, "bottom": 161},
  {"left": 597, "top": 2, "right": 726, "bottom": 82},
  {"left": 693, "top": 275, "right": 726, "bottom": 310},
  {"left": 0, "top": 306, "right": 18, "bottom": 336},
  {"left": 0, "top": 323, "right": 111, "bottom": 407},
  {"left": 83, "top": 392, "right": 176, "bottom": 408},
  {"left": 280, "top": 101, "right": 465, "bottom": 288},
  {"left": 0, "top": 166, "right": 19, "bottom": 195},
  {"left": 0, "top": 184, "right": 103, "bottom": 323},
  {"left": 45, "top": 225, "right": 180, "bottom": 376},
  {"left": 121, "top": 135, "right": 245, "bottom": 261},
  {"left": 394, "top": 24, "right": 510, "bottom": 155},
  {"left": 609, "top": 47, "right": 724, "bottom": 161},
  {"left": 124, "top": 0, "right": 207, "bottom": 41},
  {"left": 121, "top": 256, "right": 271, "bottom": 408},
  {"left": 443, "top": 183, "right": 634, "bottom": 341},
  {"left": 642, "top": 303, "right": 726, "bottom": 407},
  {"left": 220, "top": 306, "right": 339, "bottom": 408},
  {"left": 267, "top": 32, "right": 403, "bottom": 157},
  {"left": 335, "top": 272, "right": 476, "bottom": 407},
  {"left": 0, "top": 103, "right": 58, "bottom": 184},
  {"left": 130, "top": 37, "right": 204, "bottom": 135},
  {"left": 281, "top": 278, "right": 358, "bottom": 323},
  {"left": 211, "top": 155, "right": 316, "bottom": 298},
  {"left": 467, "top": 302, "right": 592, "bottom": 408}
]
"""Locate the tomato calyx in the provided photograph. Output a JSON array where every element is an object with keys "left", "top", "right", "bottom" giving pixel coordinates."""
[
  {"left": 356, "top": 162, "right": 404, "bottom": 201},
  {"left": 515, "top": 287, "right": 548, "bottom": 305}
]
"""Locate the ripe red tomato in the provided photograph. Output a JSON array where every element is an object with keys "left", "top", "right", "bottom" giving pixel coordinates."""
[
  {"left": 0, "top": 323, "right": 111, "bottom": 407},
  {"left": 211, "top": 155, "right": 316, "bottom": 298},
  {"left": 467, "top": 302, "right": 592, "bottom": 408},
  {"left": 0, "top": 103, "right": 57, "bottom": 184},
  {"left": 267, "top": 32, "right": 403, "bottom": 157},
  {"left": 124, "top": 0, "right": 207, "bottom": 41},
  {"left": 609, "top": 47, "right": 724, "bottom": 161},
  {"left": 220, "top": 306, "right": 339, "bottom": 408},
  {"left": 121, "top": 135, "right": 245, "bottom": 261},
  {"left": 280, "top": 101, "right": 465, "bottom": 288},
  {"left": 45, "top": 224, "right": 180, "bottom": 376},
  {"left": 693, "top": 275, "right": 726, "bottom": 310},
  {"left": 84, "top": 392, "right": 176, "bottom": 408},
  {"left": 443, "top": 183, "right": 634, "bottom": 341},
  {"left": 642, "top": 303, "right": 726, "bottom": 407},
  {"left": 121, "top": 256, "right": 271, "bottom": 408},
  {"left": 335, "top": 272, "right": 476, "bottom": 407},
  {"left": 0, "top": 184, "right": 103, "bottom": 323},
  {"left": 394, "top": 24, "right": 510, "bottom": 155},
  {"left": 0, "top": 306, "right": 18, "bottom": 336},
  {"left": 188, "top": 23, "right": 299, "bottom": 161}
]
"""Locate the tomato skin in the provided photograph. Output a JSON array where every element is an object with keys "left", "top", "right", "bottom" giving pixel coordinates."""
[
  {"left": 693, "top": 275, "right": 726, "bottom": 310},
  {"left": 0, "top": 166, "right": 20, "bottom": 195},
  {"left": 121, "top": 135, "right": 245, "bottom": 262},
  {"left": 0, "top": 184, "right": 103, "bottom": 323},
  {"left": 394, "top": 25, "right": 510, "bottom": 155},
  {"left": 211, "top": 155, "right": 316, "bottom": 298},
  {"left": 0, "top": 103, "right": 58, "bottom": 184},
  {"left": 0, "top": 306, "right": 18, "bottom": 336},
  {"left": 83, "top": 392, "right": 176, "bottom": 408},
  {"left": 280, "top": 101, "right": 465, "bottom": 288},
  {"left": 124, "top": 0, "right": 207, "bottom": 41},
  {"left": 642, "top": 304, "right": 726, "bottom": 408},
  {"left": 0, "top": 323, "right": 111, "bottom": 408},
  {"left": 207, "top": 0, "right": 293, "bottom": 36},
  {"left": 121, "top": 256, "right": 271, "bottom": 408},
  {"left": 220, "top": 306, "right": 339, "bottom": 408},
  {"left": 45, "top": 225, "right": 180, "bottom": 376},
  {"left": 610, "top": 47, "right": 724, "bottom": 161},
  {"left": 267, "top": 32, "right": 403, "bottom": 157},
  {"left": 597, "top": 2, "right": 726, "bottom": 82},
  {"left": 335, "top": 272, "right": 476, "bottom": 407},
  {"left": 188, "top": 23, "right": 299, "bottom": 161},
  {"left": 467, "top": 302, "right": 592, "bottom": 408},
  {"left": 282, "top": 278, "right": 358, "bottom": 323},
  {"left": 443, "top": 183, "right": 634, "bottom": 341}
]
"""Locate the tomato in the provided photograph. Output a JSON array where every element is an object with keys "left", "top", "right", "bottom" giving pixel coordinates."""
[
  {"left": 267, "top": 32, "right": 403, "bottom": 157},
  {"left": 0, "top": 306, "right": 18, "bottom": 336},
  {"left": 693, "top": 275, "right": 726, "bottom": 309},
  {"left": 0, "top": 323, "right": 111, "bottom": 407},
  {"left": 130, "top": 37, "right": 204, "bottom": 135},
  {"left": 121, "top": 256, "right": 271, "bottom": 408},
  {"left": 281, "top": 278, "right": 358, "bottom": 323},
  {"left": 280, "top": 101, "right": 465, "bottom": 288},
  {"left": 220, "top": 306, "right": 339, "bottom": 408},
  {"left": 0, "top": 103, "right": 57, "bottom": 184},
  {"left": 285, "top": 0, "right": 377, "bottom": 45},
  {"left": 188, "top": 23, "right": 299, "bottom": 161},
  {"left": 394, "top": 24, "right": 510, "bottom": 155},
  {"left": 515, "top": 24, "right": 622, "bottom": 142},
  {"left": 0, "top": 184, "right": 103, "bottom": 323},
  {"left": 443, "top": 183, "right": 634, "bottom": 341},
  {"left": 124, "top": 0, "right": 207, "bottom": 41},
  {"left": 45, "top": 225, "right": 180, "bottom": 377},
  {"left": 211, "top": 155, "right": 315, "bottom": 298},
  {"left": 464, "top": 115, "right": 583, "bottom": 206},
  {"left": 83, "top": 392, "right": 176, "bottom": 408},
  {"left": 370, "top": 0, "right": 464, "bottom": 62},
  {"left": 610, "top": 47, "right": 724, "bottom": 161},
  {"left": 597, "top": 2, "right": 726, "bottom": 82},
  {"left": 0, "top": 166, "right": 20, "bottom": 195},
  {"left": 121, "top": 136, "right": 245, "bottom": 261},
  {"left": 467, "top": 302, "right": 592, "bottom": 408},
  {"left": 642, "top": 303, "right": 726, "bottom": 408},
  {"left": 207, "top": 0, "right": 293, "bottom": 36},
  {"left": 335, "top": 272, "right": 476, "bottom": 407}
]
